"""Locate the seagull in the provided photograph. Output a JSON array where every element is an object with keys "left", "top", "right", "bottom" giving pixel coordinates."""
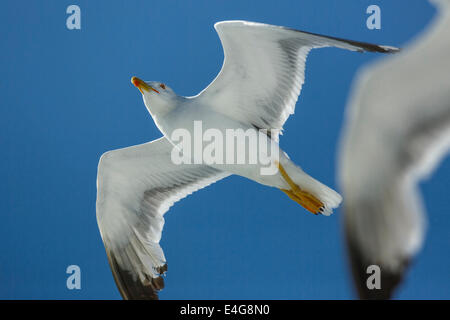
[
  {"left": 339, "top": 0, "right": 450, "bottom": 299},
  {"left": 96, "top": 20, "right": 398, "bottom": 299}
]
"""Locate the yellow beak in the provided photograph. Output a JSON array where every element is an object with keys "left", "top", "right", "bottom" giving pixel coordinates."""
[{"left": 131, "top": 76, "right": 160, "bottom": 94}]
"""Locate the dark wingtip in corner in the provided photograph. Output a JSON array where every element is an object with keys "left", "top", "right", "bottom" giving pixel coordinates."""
[
  {"left": 107, "top": 249, "right": 167, "bottom": 300},
  {"left": 346, "top": 233, "right": 410, "bottom": 300}
]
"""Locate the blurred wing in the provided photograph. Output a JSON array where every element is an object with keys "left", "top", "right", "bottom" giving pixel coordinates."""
[
  {"left": 199, "top": 20, "right": 398, "bottom": 140},
  {"left": 339, "top": 9, "right": 450, "bottom": 299},
  {"left": 96, "top": 137, "right": 229, "bottom": 299}
]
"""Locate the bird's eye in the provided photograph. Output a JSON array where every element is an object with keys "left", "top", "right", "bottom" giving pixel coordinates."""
[{"left": 160, "top": 83, "right": 166, "bottom": 90}]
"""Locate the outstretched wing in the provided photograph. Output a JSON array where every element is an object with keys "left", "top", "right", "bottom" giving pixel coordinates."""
[
  {"left": 96, "top": 137, "right": 230, "bottom": 299},
  {"left": 198, "top": 20, "right": 398, "bottom": 140},
  {"left": 339, "top": 7, "right": 450, "bottom": 299}
]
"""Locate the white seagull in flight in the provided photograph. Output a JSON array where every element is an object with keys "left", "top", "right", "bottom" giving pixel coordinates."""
[
  {"left": 96, "top": 20, "right": 397, "bottom": 299},
  {"left": 340, "top": 0, "right": 450, "bottom": 299}
]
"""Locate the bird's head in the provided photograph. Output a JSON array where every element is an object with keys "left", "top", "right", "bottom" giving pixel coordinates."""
[{"left": 131, "top": 76, "right": 177, "bottom": 117}]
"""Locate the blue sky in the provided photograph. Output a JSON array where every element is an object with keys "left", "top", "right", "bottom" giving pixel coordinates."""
[{"left": 1, "top": 1, "right": 448, "bottom": 299}]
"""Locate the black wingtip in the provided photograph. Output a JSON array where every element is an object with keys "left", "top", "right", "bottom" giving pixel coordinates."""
[
  {"left": 107, "top": 250, "right": 167, "bottom": 300},
  {"left": 284, "top": 25, "right": 401, "bottom": 54},
  {"left": 373, "top": 45, "right": 401, "bottom": 54},
  {"left": 345, "top": 233, "right": 409, "bottom": 300},
  {"left": 349, "top": 40, "right": 400, "bottom": 54}
]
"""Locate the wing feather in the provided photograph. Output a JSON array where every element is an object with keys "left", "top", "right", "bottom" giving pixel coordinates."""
[
  {"left": 199, "top": 21, "right": 398, "bottom": 140},
  {"left": 96, "top": 137, "right": 229, "bottom": 299},
  {"left": 339, "top": 8, "right": 450, "bottom": 298}
]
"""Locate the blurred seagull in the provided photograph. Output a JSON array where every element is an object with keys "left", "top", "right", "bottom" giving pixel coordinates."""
[
  {"left": 339, "top": 0, "right": 450, "bottom": 299},
  {"left": 96, "top": 20, "right": 397, "bottom": 299}
]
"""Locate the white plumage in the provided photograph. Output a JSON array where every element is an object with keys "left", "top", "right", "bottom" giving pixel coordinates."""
[
  {"left": 96, "top": 20, "right": 397, "bottom": 299},
  {"left": 339, "top": 1, "right": 450, "bottom": 299}
]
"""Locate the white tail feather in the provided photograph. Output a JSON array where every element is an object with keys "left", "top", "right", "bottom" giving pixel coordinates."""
[{"left": 285, "top": 162, "right": 342, "bottom": 215}]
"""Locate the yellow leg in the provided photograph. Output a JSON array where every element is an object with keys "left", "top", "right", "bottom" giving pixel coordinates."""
[{"left": 277, "top": 162, "right": 324, "bottom": 215}]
